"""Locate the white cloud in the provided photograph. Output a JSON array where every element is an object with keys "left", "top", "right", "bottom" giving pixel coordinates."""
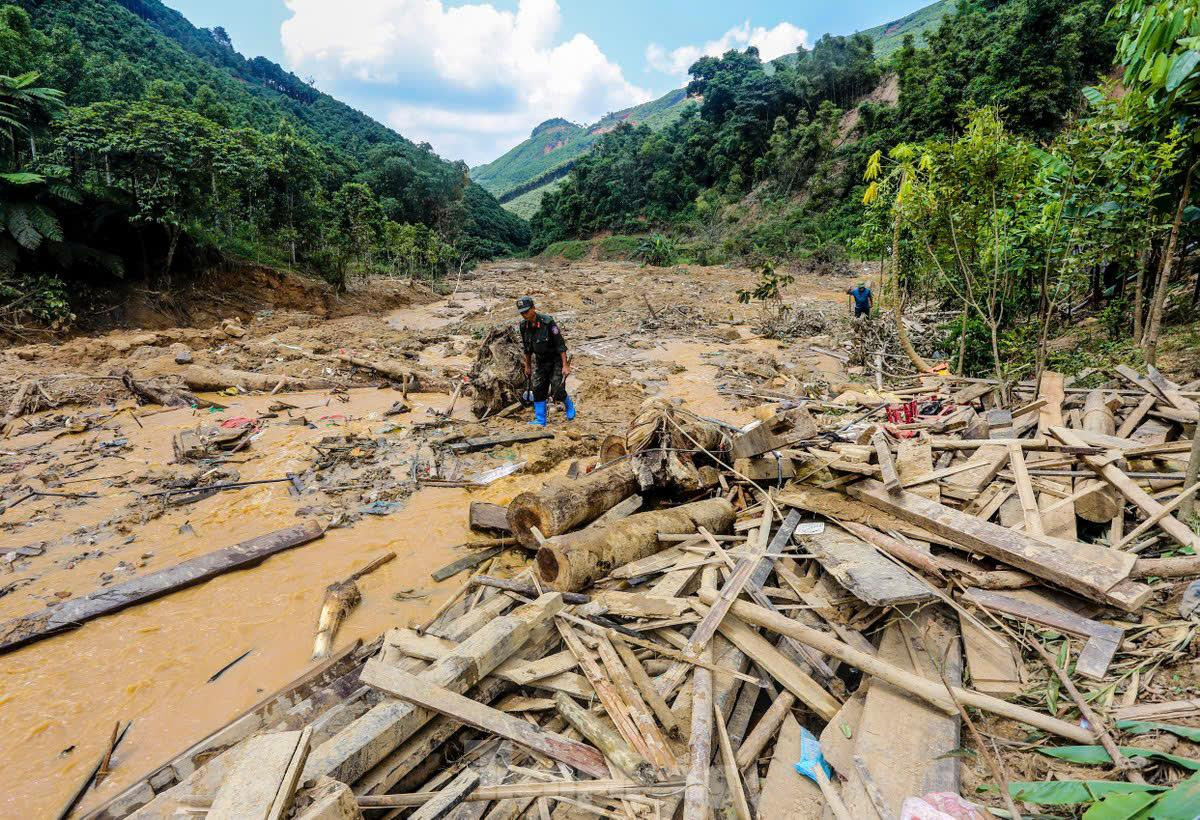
[
  {"left": 646, "top": 21, "right": 809, "bottom": 81},
  {"left": 280, "top": 0, "right": 651, "bottom": 165}
]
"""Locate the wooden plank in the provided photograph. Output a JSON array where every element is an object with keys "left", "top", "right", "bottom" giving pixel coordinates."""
[
  {"left": 843, "top": 615, "right": 960, "bottom": 817},
  {"left": 361, "top": 661, "right": 608, "bottom": 778},
  {"left": 959, "top": 616, "right": 1024, "bottom": 696},
  {"left": 0, "top": 521, "right": 325, "bottom": 654},
  {"left": 1053, "top": 426, "right": 1200, "bottom": 551},
  {"left": 1116, "top": 394, "right": 1156, "bottom": 439},
  {"left": 385, "top": 629, "right": 593, "bottom": 698},
  {"left": 431, "top": 547, "right": 503, "bottom": 583},
  {"left": 1033, "top": 371, "right": 1076, "bottom": 540},
  {"left": 682, "top": 643, "right": 714, "bottom": 820},
  {"left": 872, "top": 432, "right": 901, "bottom": 494},
  {"left": 1008, "top": 444, "right": 1044, "bottom": 535},
  {"left": 590, "top": 590, "right": 691, "bottom": 620},
  {"left": 712, "top": 611, "right": 840, "bottom": 721},
  {"left": 802, "top": 524, "right": 934, "bottom": 607},
  {"left": 849, "top": 480, "right": 1137, "bottom": 608},
  {"left": 469, "top": 502, "right": 510, "bottom": 533},
  {"left": 733, "top": 455, "right": 797, "bottom": 482},
  {"left": 594, "top": 635, "right": 677, "bottom": 771},
  {"left": 208, "top": 728, "right": 312, "bottom": 820},
  {"left": 446, "top": 431, "right": 553, "bottom": 453},
  {"left": 410, "top": 769, "right": 480, "bottom": 820},
  {"left": 610, "top": 635, "right": 680, "bottom": 738},
  {"left": 756, "top": 714, "right": 824, "bottom": 820},
  {"left": 895, "top": 436, "right": 938, "bottom": 501},
  {"left": 962, "top": 588, "right": 1122, "bottom": 680},
  {"left": 302, "top": 593, "right": 563, "bottom": 786},
  {"left": 939, "top": 444, "right": 1009, "bottom": 501},
  {"left": 714, "top": 696, "right": 752, "bottom": 820}
]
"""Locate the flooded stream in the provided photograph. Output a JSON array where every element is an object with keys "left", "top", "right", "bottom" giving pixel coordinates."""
[{"left": 0, "top": 388, "right": 546, "bottom": 818}]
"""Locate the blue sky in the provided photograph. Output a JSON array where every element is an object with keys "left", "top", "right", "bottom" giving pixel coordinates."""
[{"left": 166, "top": 0, "right": 931, "bottom": 165}]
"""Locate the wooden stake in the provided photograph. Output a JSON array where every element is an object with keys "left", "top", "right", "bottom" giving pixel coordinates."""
[{"left": 714, "top": 697, "right": 751, "bottom": 820}]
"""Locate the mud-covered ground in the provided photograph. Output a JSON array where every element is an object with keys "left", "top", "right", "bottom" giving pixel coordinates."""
[{"left": 0, "top": 258, "right": 871, "bottom": 816}]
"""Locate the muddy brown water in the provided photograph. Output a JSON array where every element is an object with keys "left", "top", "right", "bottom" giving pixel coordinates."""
[{"left": 0, "top": 388, "right": 553, "bottom": 818}]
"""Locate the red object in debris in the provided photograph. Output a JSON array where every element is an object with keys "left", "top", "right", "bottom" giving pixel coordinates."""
[
  {"left": 219, "top": 417, "right": 257, "bottom": 429},
  {"left": 319, "top": 414, "right": 348, "bottom": 422}
]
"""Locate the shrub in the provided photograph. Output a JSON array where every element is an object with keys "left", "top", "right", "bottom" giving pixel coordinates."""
[{"left": 635, "top": 234, "right": 679, "bottom": 267}]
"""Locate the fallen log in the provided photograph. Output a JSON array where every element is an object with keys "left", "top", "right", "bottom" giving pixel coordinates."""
[
  {"left": 180, "top": 366, "right": 335, "bottom": 394},
  {"left": 508, "top": 462, "right": 639, "bottom": 549},
  {"left": 552, "top": 691, "right": 655, "bottom": 783},
  {"left": 697, "top": 592, "right": 1096, "bottom": 744},
  {"left": 312, "top": 552, "right": 396, "bottom": 660},
  {"left": 536, "top": 497, "right": 735, "bottom": 591},
  {"left": 0, "top": 521, "right": 325, "bottom": 654},
  {"left": 1076, "top": 390, "right": 1121, "bottom": 523}
]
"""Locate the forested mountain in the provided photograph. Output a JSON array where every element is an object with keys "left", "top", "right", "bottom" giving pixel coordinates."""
[
  {"left": 533, "top": 0, "right": 1199, "bottom": 378},
  {"left": 530, "top": 0, "right": 1120, "bottom": 256},
  {"left": 0, "top": 0, "right": 527, "bottom": 325},
  {"left": 471, "top": 0, "right": 952, "bottom": 217}
]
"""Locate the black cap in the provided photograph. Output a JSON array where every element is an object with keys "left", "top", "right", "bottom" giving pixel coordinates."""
[{"left": 517, "top": 296, "right": 534, "bottom": 313}]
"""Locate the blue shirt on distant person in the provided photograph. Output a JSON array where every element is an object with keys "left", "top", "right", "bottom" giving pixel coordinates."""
[{"left": 847, "top": 284, "right": 872, "bottom": 318}]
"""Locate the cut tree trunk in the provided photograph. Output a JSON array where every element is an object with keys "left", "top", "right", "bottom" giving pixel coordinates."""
[
  {"left": 535, "top": 497, "right": 734, "bottom": 591},
  {"left": 507, "top": 462, "right": 639, "bottom": 549},
  {"left": 1075, "top": 390, "right": 1121, "bottom": 523}
]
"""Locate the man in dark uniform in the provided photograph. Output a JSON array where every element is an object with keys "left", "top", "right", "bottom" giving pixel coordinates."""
[{"left": 517, "top": 296, "right": 576, "bottom": 426}]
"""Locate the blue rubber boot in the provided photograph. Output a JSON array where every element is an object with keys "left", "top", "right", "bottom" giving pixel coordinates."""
[
  {"left": 528, "top": 401, "right": 547, "bottom": 427},
  {"left": 563, "top": 395, "right": 577, "bottom": 421}
]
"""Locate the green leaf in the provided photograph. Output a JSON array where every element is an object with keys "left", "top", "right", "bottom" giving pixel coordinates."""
[
  {"left": 1148, "top": 771, "right": 1200, "bottom": 819},
  {"left": 1081, "top": 790, "right": 1160, "bottom": 820},
  {"left": 1117, "top": 720, "right": 1200, "bottom": 742},
  {"left": 5, "top": 205, "right": 42, "bottom": 250},
  {"left": 1009, "top": 780, "right": 1165, "bottom": 806},
  {"left": 1039, "top": 745, "right": 1200, "bottom": 771},
  {"left": 1166, "top": 51, "right": 1200, "bottom": 91},
  {"left": 1083, "top": 85, "right": 1106, "bottom": 104}
]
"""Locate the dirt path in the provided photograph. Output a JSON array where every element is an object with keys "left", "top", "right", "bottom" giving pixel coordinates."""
[{"left": 0, "top": 259, "right": 859, "bottom": 816}]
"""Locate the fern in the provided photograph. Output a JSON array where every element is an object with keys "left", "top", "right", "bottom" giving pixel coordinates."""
[
  {"left": 5, "top": 204, "right": 43, "bottom": 250},
  {"left": 28, "top": 203, "right": 64, "bottom": 243},
  {"left": 0, "top": 171, "right": 45, "bottom": 185}
]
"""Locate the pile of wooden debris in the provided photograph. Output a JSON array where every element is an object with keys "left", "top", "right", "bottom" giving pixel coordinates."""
[{"left": 87, "top": 367, "right": 1200, "bottom": 820}]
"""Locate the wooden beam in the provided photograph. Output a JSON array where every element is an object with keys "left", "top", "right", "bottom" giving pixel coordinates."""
[
  {"left": 208, "top": 727, "right": 312, "bottom": 820},
  {"left": 872, "top": 432, "right": 901, "bottom": 493},
  {"left": 849, "top": 480, "right": 1138, "bottom": 609},
  {"left": 1007, "top": 443, "right": 1044, "bottom": 535},
  {"left": 962, "top": 588, "right": 1122, "bottom": 680},
  {"left": 0, "top": 521, "right": 325, "bottom": 654},
  {"left": 409, "top": 769, "right": 480, "bottom": 820},
  {"left": 362, "top": 661, "right": 608, "bottom": 778}
]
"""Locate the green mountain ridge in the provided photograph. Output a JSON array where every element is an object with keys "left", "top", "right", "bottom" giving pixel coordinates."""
[{"left": 470, "top": 0, "right": 952, "bottom": 214}]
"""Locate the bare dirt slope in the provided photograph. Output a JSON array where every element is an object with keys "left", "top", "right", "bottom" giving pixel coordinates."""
[{"left": 0, "top": 258, "right": 864, "bottom": 816}]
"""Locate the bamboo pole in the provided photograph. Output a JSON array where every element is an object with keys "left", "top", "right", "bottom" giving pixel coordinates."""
[{"left": 697, "top": 592, "right": 1095, "bottom": 744}]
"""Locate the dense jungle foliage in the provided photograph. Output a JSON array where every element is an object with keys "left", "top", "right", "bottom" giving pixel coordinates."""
[
  {"left": 0, "top": 0, "right": 527, "bottom": 327},
  {"left": 530, "top": 0, "right": 1199, "bottom": 379}
]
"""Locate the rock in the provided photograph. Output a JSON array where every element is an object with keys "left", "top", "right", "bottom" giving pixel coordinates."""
[
  {"left": 221, "top": 318, "right": 246, "bottom": 338},
  {"left": 170, "top": 344, "right": 193, "bottom": 365},
  {"left": 1181, "top": 580, "right": 1200, "bottom": 621},
  {"left": 715, "top": 326, "right": 741, "bottom": 341}
]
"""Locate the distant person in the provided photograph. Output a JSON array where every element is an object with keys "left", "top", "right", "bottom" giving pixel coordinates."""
[
  {"left": 517, "top": 296, "right": 576, "bottom": 427},
  {"left": 847, "top": 283, "right": 873, "bottom": 318}
]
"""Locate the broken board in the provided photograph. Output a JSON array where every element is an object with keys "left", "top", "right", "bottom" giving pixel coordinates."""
[
  {"left": 801, "top": 524, "right": 934, "bottom": 607},
  {"left": 843, "top": 612, "right": 961, "bottom": 817}
]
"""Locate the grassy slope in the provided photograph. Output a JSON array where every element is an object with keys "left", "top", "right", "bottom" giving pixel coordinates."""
[
  {"left": 476, "top": 0, "right": 952, "bottom": 213},
  {"left": 471, "top": 88, "right": 693, "bottom": 201},
  {"left": 859, "top": 0, "right": 954, "bottom": 58}
]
